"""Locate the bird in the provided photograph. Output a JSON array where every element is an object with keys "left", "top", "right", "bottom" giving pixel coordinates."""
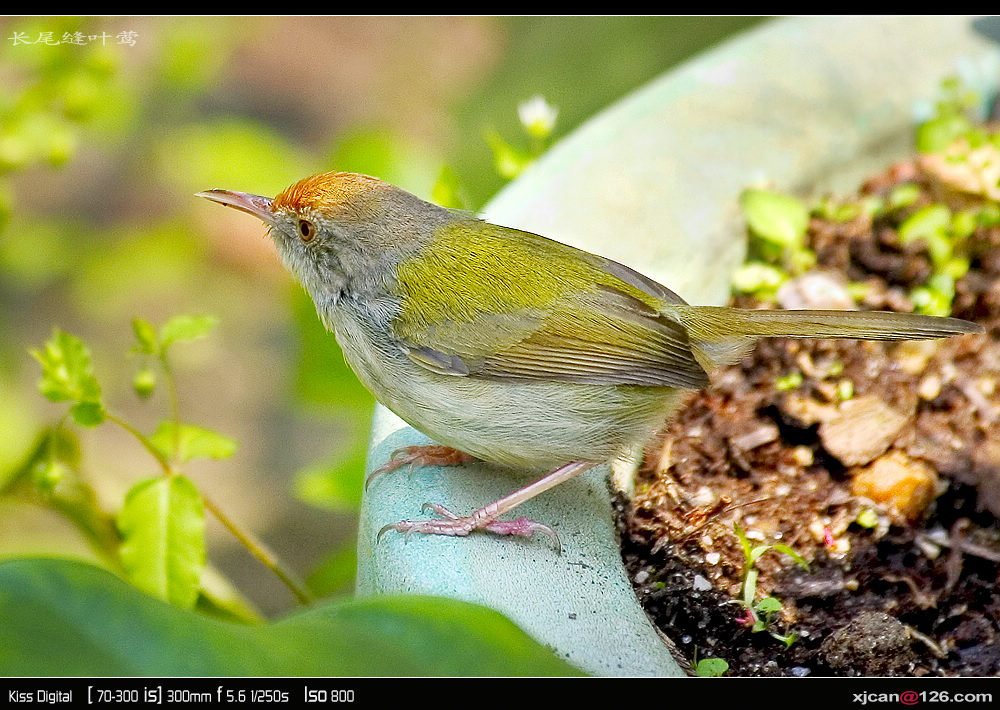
[{"left": 198, "top": 171, "right": 982, "bottom": 551}]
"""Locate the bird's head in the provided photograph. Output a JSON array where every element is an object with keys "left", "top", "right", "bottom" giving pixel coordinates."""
[{"left": 198, "top": 171, "right": 447, "bottom": 308}]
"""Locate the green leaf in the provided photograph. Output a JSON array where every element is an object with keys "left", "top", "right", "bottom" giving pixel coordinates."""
[
  {"left": 749, "top": 543, "right": 774, "bottom": 565},
  {"left": 0, "top": 558, "right": 583, "bottom": 676},
  {"left": 771, "top": 631, "right": 798, "bottom": 648},
  {"left": 30, "top": 329, "right": 103, "bottom": 407},
  {"left": 485, "top": 128, "right": 533, "bottom": 180},
  {"left": 740, "top": 188, "right": 809, "bottom": 248},
  {"left": 158, "top": 314, "right": 218, "bottom": 349},
  {"left": 69, "top": 400, "right": 106, "bottom": 427},
  {"left": 915, "top": 114, "right": 972, "bottom": 153},
  {"left": 898, "top": 204, "right": 951, "bottom": 245},
  {"left": 132, "top": 317, "right": 158, "bottom": 354},
  {"left": 149, "top": 422, "right": 237, "bottom": 463},
  {"left": 695, "top": 657, "right": 729, "bottom": 677},
  {"left": 730, "top": 261, "right": 788, "bottom": 294},
  {"left": 755, "top": 596, "right": 783, "bottom": 615},
  {"left": 733, "top": 523, "right": 752, "bottom": 566},
  {"left": 951, "top": 209, "right": 978, "bottom": 240},
  {"left": 117, "top": 476, "right": 206, "bottom": 609},
  {"left": 770, "top": 543, "right": 810, "bottom": 570},
  {"left": 774, "top": 371, "right": 803, "bottom": 391}
]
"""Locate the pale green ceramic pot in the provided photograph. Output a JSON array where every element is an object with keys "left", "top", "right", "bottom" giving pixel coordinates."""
[{"left": 356, "top": 16, "right": 1000, "bottom": 677}]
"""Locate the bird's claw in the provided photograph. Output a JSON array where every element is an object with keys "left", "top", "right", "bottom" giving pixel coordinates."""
[
  {"left": 376, "top": 502, "right": 561, "bottom": 552},
  {"left": 365, "top": 445, "right": 474, "bottom": 490}
]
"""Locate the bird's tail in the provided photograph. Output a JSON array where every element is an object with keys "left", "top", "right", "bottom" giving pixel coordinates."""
[{"left": 670, "top": 305, "right": 983, "bottom": 373}]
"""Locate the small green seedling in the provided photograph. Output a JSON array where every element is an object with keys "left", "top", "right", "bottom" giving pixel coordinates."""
[{"left": 733, "top": 523, "right": 809, "bottom": 646}]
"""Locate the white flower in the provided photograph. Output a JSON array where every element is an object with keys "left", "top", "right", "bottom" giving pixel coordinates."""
[{"left": 518, "top": 95, "right": 558, "bottom": 140}]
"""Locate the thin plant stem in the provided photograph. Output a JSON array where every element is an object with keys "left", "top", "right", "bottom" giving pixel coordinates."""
[
  {"left": 108, "top": 411, "right": 311, "bottom": 605},
  {"left": 159, "top": 352, "right": 182, "bottom": 467},
  {"left": 201, "top": 493, "right": 313, "bottom": 606},
  {"left": 106, "top": 412, "right": 172, "bottom": 475},
  {"left": 111, "top": 351, "right": 311, "bottom": 607}
]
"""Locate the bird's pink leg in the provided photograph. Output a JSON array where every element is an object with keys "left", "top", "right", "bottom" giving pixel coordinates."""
[
  {"left": 365, "top": 445, "right": 476, "bottom": 490},
  {"left": 377, "top": 460, "right": 597, "bottom": 553}
]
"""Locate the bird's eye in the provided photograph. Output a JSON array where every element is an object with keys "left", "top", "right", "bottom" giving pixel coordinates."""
[{"left": 297, "top": 219, "right": 317, "bottom": 242}]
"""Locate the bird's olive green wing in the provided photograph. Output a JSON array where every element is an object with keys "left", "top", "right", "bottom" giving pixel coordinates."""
[{"left": 390, "top": 220, "right": 710, "bottom": 389}]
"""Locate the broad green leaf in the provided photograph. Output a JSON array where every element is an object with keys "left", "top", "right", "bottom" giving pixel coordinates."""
[
  {"left": 117, "top": 475, "right": 206, "bottom": 609},
  {"left": 0, "top": 558, "right": 583, "bottom": 676},
  {"left": 132, "top": 317, "right": 158, "bottom": 354},
  {"left": 158, "top": 314, "right": 218, "bottom": 349},
  {"left": 149, "top": 422, "right": 237, "bottom": 463},
  {"left": 30, "top": 329, "right": 103, "bottom": 407},
  {"left": 740, "top": 188, "right": 809, "bottom": 247}
]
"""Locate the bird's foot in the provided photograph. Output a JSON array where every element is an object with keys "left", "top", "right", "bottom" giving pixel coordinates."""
[
  {"left": 377, "top": 502, "right": 561, "bottom": 552},
  {"left": 365, "top": 445, "right": 475, "bottom": 490}
]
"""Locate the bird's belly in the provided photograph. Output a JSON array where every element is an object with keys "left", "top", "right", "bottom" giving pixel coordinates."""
[{"left": 334, "top": 314, "right": 686, "bottom": 470}]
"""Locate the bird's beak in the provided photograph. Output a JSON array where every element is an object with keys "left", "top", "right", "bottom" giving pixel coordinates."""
[{"left": 196, "top": 189, "right": 275, "bottom": 224}]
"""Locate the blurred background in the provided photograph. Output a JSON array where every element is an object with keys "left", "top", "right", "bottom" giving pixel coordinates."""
[{"left": 0, "top": 16, "right": 765, "bottom": 615}]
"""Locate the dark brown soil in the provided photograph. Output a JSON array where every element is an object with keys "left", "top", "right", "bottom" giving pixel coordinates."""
[{"left": 621, "top": 154, "right": 1000, "bottom": 676}]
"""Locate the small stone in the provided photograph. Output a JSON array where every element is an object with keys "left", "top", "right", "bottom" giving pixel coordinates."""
[
  {"left": 730, "top": 422, "right": 779, "bottom": 451},
  {"left": 689, "top": 486, "right": 716, "bottom": 508},
  {"left": 705, "top": 552, "right": 721, "bottom": 565},
  {"left": 692, "top": 574, "right": 712, "bottom": 591},
  {"left": 850, "top": 450, "right": 939, "bottom": 521},
  {"left": 819, "top": 395, "right": 911, "bottom": 467},
  {"left": 918, "top": 374, "right": 942, "bottom": 401},
  {"left": 808, "top": 519, "right": 828, "bottom": 543},
  {"left": 791, "top": 446, "right": 814, "bottom": 467}
]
